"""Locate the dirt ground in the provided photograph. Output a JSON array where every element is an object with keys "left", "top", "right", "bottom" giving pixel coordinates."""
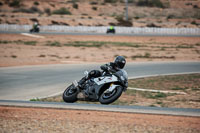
[
  {"left": 0, "top": 106, "right": 200, "bottom": 133},
  {"left": 0, "top": 33, "right": 200, "bottom": 67},
  {"left": 1, "top": 0, "right": 200, "bottom": 28}
]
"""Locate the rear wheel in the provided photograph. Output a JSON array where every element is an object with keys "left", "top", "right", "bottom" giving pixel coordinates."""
[
  {"left": 63, "top": 84, "right": 78, "bottom": 103},
  {"left": 99, "top": 86, "right": 123, "bottom": 104}
]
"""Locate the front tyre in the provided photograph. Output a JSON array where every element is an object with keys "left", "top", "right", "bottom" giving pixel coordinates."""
[
  {"left": 63, "top": 84, "right": 78, "bottom": 103},
  {"left": 99, "top": 86, "right": 123, "bottom": 104}
]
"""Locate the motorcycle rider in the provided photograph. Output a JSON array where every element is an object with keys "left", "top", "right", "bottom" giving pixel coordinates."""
[
  {"left": 32, "top": 22, "right": 39, "bottom": 31},
  {"left": 78, "top": 56, "right": 126, "bottom": 89}
]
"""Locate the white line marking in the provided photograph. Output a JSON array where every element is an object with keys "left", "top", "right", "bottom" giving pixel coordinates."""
[
  {"left": 21, "top": 33, "right": 45, "bottom": 38},
  {"left": 128, "top": 87, "right": 187, "bottom": 94},
  {"left": 128, "top": 72, "right": 200, "bottom": 80}
]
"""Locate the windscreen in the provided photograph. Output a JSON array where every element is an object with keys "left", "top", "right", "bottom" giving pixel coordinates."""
[{"left": 115, "top": 69, "right": 128, "bottom": 81}]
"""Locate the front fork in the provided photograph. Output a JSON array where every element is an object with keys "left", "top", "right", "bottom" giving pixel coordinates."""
[{"left": 108, "top": 84, "right": 119, "bottom": 92}]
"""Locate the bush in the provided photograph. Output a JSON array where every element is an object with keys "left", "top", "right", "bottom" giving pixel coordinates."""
[
  {"left": 30, "top": 18, "right": 38, "bottom": 22},
  {"left": 52, "top": 8, "right": 72, "bottom": 15},
  {"left": 193, "top": 5, "right": 199, "bottom": 9},
  {"left": 167, "top": 14, "right": 175, "bottom": 19},
  {"left": 191, "top": 21, "right": 199, "bottom": 26},
  {"left": 34, "top": 1, "right": 39, "bottom": 6},
  {"left": 9, "top": 0, "right": 21, "bottom": 7},
  {"left": 92, "top": 7, "right": 97, "bottom": 10},
  {"left": 68, "top": 0, "right": 79, "bottom": 2},
  {"left": 30, "top": 6, "right": 42, "bottom": 13},
  {"left": 115, "top": 15, "right": 132, "bottom": 27},
  {"left": 137, "top": 0, "right": 164, "bottom": 8},
  {"left": 44, "top": 8, "right": 51, "bottom": 15},
  {"left": 128, "top": 0, "right": 134, "bottom": 3},
  {"left": 104, "top": 0, "right": 117, "bottom": 3},
  {"left": 24, "top": 41, "right": 37, "bottom": 46},
  {"left": 13, "top": 7, "right": 42, "bottom": 14},
  {"left": 73, "top": 3, "right": 78, "bottom": 9},
  {"left": 90, "top": 2, "right": 98, "bottom": 5}
]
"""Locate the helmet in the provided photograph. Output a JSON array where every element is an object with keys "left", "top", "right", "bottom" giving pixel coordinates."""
[{"left": 114, "top": 56, "right": 126, "bottom": 69}]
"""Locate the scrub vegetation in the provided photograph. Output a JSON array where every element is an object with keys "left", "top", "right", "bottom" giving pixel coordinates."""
[{"left": 0, "top": 34, "right": 199, "bottom": 66}]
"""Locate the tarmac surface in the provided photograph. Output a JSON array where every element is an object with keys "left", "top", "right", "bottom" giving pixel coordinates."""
[{"left": 0, "top": 62, "right": 200, "bottom": 100}]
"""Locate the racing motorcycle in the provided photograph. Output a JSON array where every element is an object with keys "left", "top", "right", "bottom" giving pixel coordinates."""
[
  {"left": 63, "top": 69, "right": 128, "bottom": 104},
  {"left": 106, "top": 28, "right": 115, "bottom": 34},
  {"left": 30, "top": 26, "right": 40, "bottom": 33}
]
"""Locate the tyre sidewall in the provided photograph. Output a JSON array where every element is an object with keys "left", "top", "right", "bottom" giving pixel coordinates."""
[
  {"left": 63, "top": 85, "right": 78, "bottom": 103},
  {"left": 99, "top": 86, "right": 123, "bottom": 104}
]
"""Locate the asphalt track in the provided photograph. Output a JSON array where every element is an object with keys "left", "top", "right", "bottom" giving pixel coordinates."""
[
  {"left": 0, "top": 100, "right": 200, "bottom": 117},
  {"left": 0, "top": 62, "right": 200, "bottom": 100},
  {"left": 1, "top": 30, "right": 200, "bottom": 37}
]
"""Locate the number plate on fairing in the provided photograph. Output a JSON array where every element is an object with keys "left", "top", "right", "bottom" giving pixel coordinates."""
[{"left": 93, "top": 75, "right": 118, "bottom": 85}]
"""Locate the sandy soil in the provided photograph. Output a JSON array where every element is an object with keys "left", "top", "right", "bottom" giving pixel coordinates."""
[
  {"left": 0, "top": 106, "right": 200, "bottom": 133},
  {"left": 0, "top": 33, "right": 200, "bottom": 67},
  {"left": 0, "top": 0, "right": 200, "bottom": 28}
]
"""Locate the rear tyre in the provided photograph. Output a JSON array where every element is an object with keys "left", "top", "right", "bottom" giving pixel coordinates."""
[
  {"left": 99, "top": 86, "right": 123, "bottom": 104},
  {"left": 63, "top": 84, "right": 78, "bottom": 103}
]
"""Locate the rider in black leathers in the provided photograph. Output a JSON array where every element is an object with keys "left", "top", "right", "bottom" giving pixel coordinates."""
[{"left": 78, "top": 56, "right": 126, "bottom": 89}]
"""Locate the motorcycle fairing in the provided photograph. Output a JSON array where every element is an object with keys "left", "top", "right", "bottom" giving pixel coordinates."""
[{"left": 93, "top": 75, "right": 118, "bottom": 85}]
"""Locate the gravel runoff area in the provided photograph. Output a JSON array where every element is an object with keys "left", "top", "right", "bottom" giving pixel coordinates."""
[{"left": 0, "top": 106, "right": 200, "bottom": 133}]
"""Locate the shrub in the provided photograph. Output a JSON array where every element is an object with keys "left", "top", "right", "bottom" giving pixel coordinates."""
[
  {"left": 134, "top": 16, "right": 140, "bottom": 19},
  {"left": 148, "top": 92, "right": 167, "bottom": 99},
  {"left": 104, "top": 0, "right": 117, "bottom": 3},
  {"left": 46, "top": 41, "right": 62, "bottom": 47},
  {"left": 146, "top": 23, "right": 161, "bottom": 28},
  {"left": 24, "top": 41, "right": 37, "bottom": 46},
  {"left": 73, "top": 3, "right": 78, "bottom": 9},
  {"left": 115, "top": 15, "right": 132, "bottom": 26},
  {"left": 9, "top": 0, "right": 21, "bottom": 7},
  {"left": 44, "top": 8, "right": 51, "bottom": 15},
  {"left": 191, "top": 21, "right": 198, "bottom": 25},
  {"left": 30, "top": 18, "right": 38, "bottom": 22},
  {"left": 13, "top": 7, "right": 42, "bottom": 14},
  {"left": 120, "top": 0, "right": 134, "bottom": 3},
  {"left": 68, "top": 0, "right": 79, "bottom": 2},
  {"left": 128, "top": 0, "right": 134, "bottom": 3},
  {"left": 11, "top": 55, "right": 17, "bottom": 58},
  {"left": 92, "top": 7, "right": 97, "bottom": 10},
  {"left": 167, "top": 14, "right": 175, "bottom": 19},
  {"left": 34, "top": 1, "right": 39, "bottom": 6},
  {"left": 52, "top": 8, "right": 72, "bottom": 15},
  {"left": 193, "top": 5, "right": 199, "bottom": 9},
  {"left": 90, "top": 2, "right": 98, "bottom": 5},
  {"left": 137, "top": 0, "right": 164, "bottom": 8},
  {"left": 39, "top": 54, "right": 46, "bottom": 57},
  {"left": 30, "top": 6, "right": 42, "bottom": 13}
]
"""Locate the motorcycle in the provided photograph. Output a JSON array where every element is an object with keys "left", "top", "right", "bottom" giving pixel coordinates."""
[
  {"left": 106, "top": 28, "right": 115, "bottom": 34},
  {"left": 30, "top": 26, "right": 40, "bottom": 33},
  {"left": 63, "top": 69, "right": 128, "bottom": 104}
]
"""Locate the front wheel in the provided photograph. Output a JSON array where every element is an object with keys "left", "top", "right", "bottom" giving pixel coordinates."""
[
  {"left": 99, "top": 86, "right": 123, "bottom": 104},
  {"left": 63, "top": 84, "right": 78, "bottom": 103}
]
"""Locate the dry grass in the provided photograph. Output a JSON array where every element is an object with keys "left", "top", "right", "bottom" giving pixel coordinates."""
[{"left": 0, "top": 34, "right": 200, "bottom": 67}]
